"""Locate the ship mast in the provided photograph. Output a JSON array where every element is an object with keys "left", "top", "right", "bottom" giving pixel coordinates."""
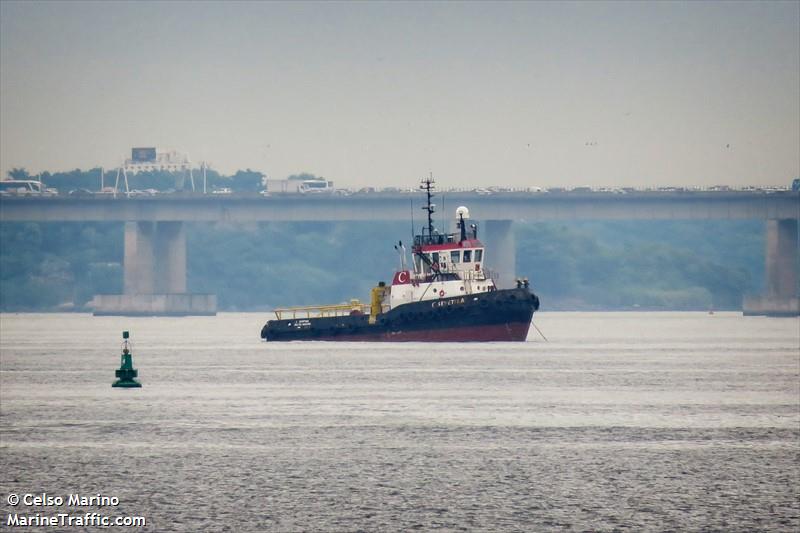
[{"left": 420, "top": 173, "right": 436, "bottom": 240}]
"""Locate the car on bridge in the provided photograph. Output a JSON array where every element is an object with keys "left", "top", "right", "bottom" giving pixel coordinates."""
[{"left": 0, "top": 180, "right": 56, "bottom": 196}]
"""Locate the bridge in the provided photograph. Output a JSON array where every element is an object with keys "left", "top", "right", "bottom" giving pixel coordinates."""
[{"left": 1, "top": 191, "right": 798, "bottom": 316}]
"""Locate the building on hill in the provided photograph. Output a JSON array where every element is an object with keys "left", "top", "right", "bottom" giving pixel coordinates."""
[{"left": 125, "top": 147, "right": 191, "bottom": 174}]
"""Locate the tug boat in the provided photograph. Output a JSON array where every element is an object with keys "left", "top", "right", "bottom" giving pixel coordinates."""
[{"left": 260, "top": 177, "right": 540, "bottom": 342}]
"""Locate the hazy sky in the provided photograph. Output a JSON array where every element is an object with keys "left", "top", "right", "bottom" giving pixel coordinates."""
[{"left": 1, "top": 1, "right": 798, "bottom": 188}]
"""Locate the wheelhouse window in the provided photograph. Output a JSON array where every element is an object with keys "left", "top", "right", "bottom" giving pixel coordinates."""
[
  {"left": 432, "top": 252, "right": 439, "bottom": 263},
  {"left": 475, "top": 249, "right": 483, "bottom": 262},
  {"left": 450, "top": 251, "right": 461, "bottom": 263},
  {"left": 463, "top": 250, "right": 472, "bottom": 262}
]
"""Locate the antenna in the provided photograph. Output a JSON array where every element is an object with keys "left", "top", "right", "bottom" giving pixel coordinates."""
[
  {"left": 410, "top": 197, "right": 415, "bottom": 241},
  {"left": 441, "top": 193, "right": 445, "bottom": 234},
  {"left": 410, "top": 199, "right": 420, "bottom": 275},
  {"left": 114, "top": 168, "right": 120, "bottom": 199},
  {"left": 420, "top": 173, "right": 436, "bottom": 240}
]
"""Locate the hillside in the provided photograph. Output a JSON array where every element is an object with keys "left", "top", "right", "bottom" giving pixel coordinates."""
[{"left": 0, "top": 220, "right": 764, "bottom": 311}]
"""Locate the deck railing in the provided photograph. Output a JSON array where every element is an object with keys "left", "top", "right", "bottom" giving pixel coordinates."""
[{"left": 273, "top": 300, "right": 390, "bottom": 320}]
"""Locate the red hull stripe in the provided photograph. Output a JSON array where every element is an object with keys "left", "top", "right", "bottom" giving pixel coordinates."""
[
  {"left": 418, "top": 239, "right": 483, "bottom": 252},
  {"left": 297, "top": 321, "right": 532, "bottom": 342}
]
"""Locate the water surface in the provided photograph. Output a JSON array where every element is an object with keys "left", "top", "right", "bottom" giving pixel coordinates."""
[{"left": 1, "top": 312, "right": 798, "bottom": 531}]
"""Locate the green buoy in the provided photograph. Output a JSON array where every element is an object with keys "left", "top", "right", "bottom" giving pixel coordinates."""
[{"left": 112, "top": 331, "right": 141, "bottom": 388}]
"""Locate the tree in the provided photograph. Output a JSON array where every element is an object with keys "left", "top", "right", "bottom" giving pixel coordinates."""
[
  {"left": 230, "top": 169, "right": 264, "bottom": 192},
  {"left": 42, "top": 168, "right": 101, "bottom": 191},
  {"left": 8, "top": 167, "right": 30, "bottom": 180},
  {"left": 128, "top": 170, "right": 179, "bottom": 191},
  {"left": 287, "top": 172, "right": 319, "bottom": 181}
]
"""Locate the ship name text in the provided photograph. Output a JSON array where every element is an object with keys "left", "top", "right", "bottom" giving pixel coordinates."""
[{"left": 431, "top": 298, "right": 466, "bottom": 308}]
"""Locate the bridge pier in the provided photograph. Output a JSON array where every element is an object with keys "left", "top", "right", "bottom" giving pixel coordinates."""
[
  {"left": 93, "top": 221, "right": 216, "bottom": 316},
  {"left": 123, "top": 221, "right": 186, "bottom": 294},
  {"left": 123, "top": 222, "right": 156, "bottom": 294},
  {"left": 743, "top": 219, "right": 799, "bottom": 316},
  {"left": 483, "top": 220, "right": 516, "bottom": 289},
  {"left": 153, "top": 221, "right": 187, "bottom": 294}
]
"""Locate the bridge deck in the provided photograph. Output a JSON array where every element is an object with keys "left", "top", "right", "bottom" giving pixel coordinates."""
[{"left": 1, "top": 191, "right": 798, "bottom": 222}]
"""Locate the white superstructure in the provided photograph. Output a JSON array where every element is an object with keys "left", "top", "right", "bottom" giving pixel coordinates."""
[{"left": 386, "top": 203, "right": 499, "bottom": 310}]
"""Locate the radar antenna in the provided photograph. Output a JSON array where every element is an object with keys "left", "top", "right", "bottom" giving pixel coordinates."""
[{"left": 420, "top": 173, "right": 436, "bottom": 240}]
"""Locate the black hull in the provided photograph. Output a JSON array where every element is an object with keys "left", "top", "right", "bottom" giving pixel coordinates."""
[{"left": 261, "top": 287, "right": 539, "bottom": 342}]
